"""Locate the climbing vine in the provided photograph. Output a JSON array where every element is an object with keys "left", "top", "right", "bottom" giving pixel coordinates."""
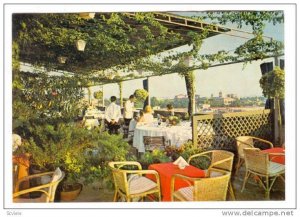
[
  {"left": 12, "top": 11, "right": 284, "bottom": 120},
  {"left": 13, "top": 12, "right": 284, "bottom": 83}
]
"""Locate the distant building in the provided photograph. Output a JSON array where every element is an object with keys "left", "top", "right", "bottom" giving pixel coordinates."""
[
  {"left": 175, "top": 94, "right": 188, "bottom": 99},
  {"left": 227, "top": 94, "right": 238, "bottom": 99},
  {"left": 209, "top": 91, "right": 238, "bottom": 106},
  {"left": 223, "top": 97, "right": 236, "bottom": 105},
  {"left": 212, "top": 97, "right": 235, "bottom": 106},
  {"left": 202, "top": 104, "right": 211, "bottom": 109},
  {"left": 219, "top": 91, "right": 223, "bottom": 98}
]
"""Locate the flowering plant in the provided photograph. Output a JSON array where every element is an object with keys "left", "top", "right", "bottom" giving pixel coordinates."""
[{"left": 168, "top": 116, "right": 180, "bottom": 126}]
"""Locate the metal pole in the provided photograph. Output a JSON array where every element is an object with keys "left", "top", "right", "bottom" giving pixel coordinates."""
[
  {"left": 274, "top": 56, "right": 280, "bottom": 145},
  {"left": 147, "top": 77, "right": 151, "bottom": 107},
  {"left": 102, "top": 85, "right": 105, "bottom": 107}
]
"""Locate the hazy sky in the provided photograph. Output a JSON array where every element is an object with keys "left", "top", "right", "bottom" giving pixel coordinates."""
[{"left": 91, "top": 14, "right": 284, "bottom": 99}]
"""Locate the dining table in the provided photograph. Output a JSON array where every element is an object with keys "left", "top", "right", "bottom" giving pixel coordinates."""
[
  {"left": 85, "top": 108, "right": 105, "bottom": 120},
  {"left": 262, "top": 147, "right": 285, "bottom": 164},
  {"left": 83, "top": 118, "right": 100, "bottom": 130},
  {"left": 146, "top": 162, "right": 205, "bottom": 201},
  {"left": 133, "top": 121, "right": 192, "bottom": 153}
]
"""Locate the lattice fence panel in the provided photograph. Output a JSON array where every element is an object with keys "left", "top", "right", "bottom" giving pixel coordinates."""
[{"left": 193, "top": 110, "right": 272, "bottom": 150}]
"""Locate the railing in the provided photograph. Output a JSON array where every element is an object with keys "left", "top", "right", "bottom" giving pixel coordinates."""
[{"left": 192, "top": 109, "right": 273, "bottom": 151}]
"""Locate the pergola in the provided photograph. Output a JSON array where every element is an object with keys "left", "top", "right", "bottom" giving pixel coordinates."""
[{"left": 14, "top": 11, "right": 283, "bottom": 117}]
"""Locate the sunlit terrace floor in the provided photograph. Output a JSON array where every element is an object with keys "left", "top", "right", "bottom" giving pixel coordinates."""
[{"left": 69, "top": 162, "right": 285, "bottom": 203}]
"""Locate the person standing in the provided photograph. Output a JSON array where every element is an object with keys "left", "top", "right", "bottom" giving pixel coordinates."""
[
  {"left": 105, "top": 96, "right": 122, "bottom": 134},
  {"left": 124, "top": 95, "right": 136, "bottom": 126}
]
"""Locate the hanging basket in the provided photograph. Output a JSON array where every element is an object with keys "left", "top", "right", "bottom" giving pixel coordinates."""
[
  {"left": 57, "top": 56, "right": 67, "bottom": 64},
  {"left": 79, "top": 13, "right": 95, "bottom": 19},
  {"left": 75, "top": 39, "right": 86, "bottom": 51}
]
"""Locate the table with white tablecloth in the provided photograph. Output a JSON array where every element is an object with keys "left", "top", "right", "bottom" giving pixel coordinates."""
[
  {"left": 83, "top": 118, "right": 100, "bottom": 130},
  {"left": 85, "top": 109, "right": 105, "bottom": 120},
  {"left": 133, "top": 122, "right": 192, "bottom": 153}
]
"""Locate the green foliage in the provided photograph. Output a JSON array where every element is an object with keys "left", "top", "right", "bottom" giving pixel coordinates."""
[
  {"left": 235, "top": 36, "right": 284, "bottom": 62},
  {"left": 13, "top": 12, "right": 284, "bottom": 86},
  {"left": 139, "top": 149, "right": 171, "bottom": 168},
  {"left": 259, "top": 66, "right": 285, "bottom": 144},
  {"left": 259, "top": 66, "right": 285, "bottom": 98},
  {"left": 150, "top": 97, "right": 160, "bottom": 107},
  {"left": 93, "top": 90, "right": 103, "bottom": 100},
  {"left": 165, "top": 141, "right": 202, "bottom": 161},
  {"left": 204, "top": 11, "right": 284, "bottom": 34},
  {"left": 134, "top": 89, "right": 148, "bottom": 101},
  {"left": 23, "top": 123, "right": 130, "bottom": 186},
  {"left": 83, "top": 131, "right": 130, "bottom": 187},
  {"left": 23, "top": 123, "right": 93, "bottom": 183},
  {"left": 13, "top": 13, "right": 182, "bottom": 76},
  {"left": 13, "top": 71, "right": 84, "bottom": 134}
]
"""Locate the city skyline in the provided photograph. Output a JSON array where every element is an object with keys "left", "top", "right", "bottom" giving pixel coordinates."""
[{"left": 93, "top": 57, "right": 277, "bottom": 99}]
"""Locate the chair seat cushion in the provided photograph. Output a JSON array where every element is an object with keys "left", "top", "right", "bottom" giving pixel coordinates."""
[
  {"left": 176, "top": 186, "right": 194, "bottom": 201},
  {"left": 205, "top": 170, "right": 224, "bottom": 178},
  {"left": 269, "top": 162, "right": 285, "bottom": 175},
  {"left": 129, "top": 176, "right": 157, "bottom": 195},
  {"left": 51, "top": 167, "right": 62, "bottom": 183}
]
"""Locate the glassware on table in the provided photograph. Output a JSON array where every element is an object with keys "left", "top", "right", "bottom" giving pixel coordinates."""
[{"left": 157, "top": 114, "right": 161, "bottom": 126}]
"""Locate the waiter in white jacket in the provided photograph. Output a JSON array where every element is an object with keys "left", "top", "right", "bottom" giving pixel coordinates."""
[
  {"left": 105, "top": 96, "right": 122, "bottom": 134},
  {"left": 124, "top": 95, "right": 136, "bottom": 127}
]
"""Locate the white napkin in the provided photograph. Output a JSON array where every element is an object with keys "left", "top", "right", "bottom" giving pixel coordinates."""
[{"left": 173, "top": 156, "right": 189, "bottom": 169}]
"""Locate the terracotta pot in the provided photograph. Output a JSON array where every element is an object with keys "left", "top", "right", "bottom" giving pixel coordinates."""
[{"left": 60, "top": 183, "right": 83, "bottom": 201}]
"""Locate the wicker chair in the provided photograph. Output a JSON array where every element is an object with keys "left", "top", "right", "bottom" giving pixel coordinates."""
[
  {"left": 242, "top": 148, "right": 285, "bottom": 199},
  {"left": 171, "top": 168, "right": 231, "bottom": 201},
  {"left": 188, "top": 150, "right": 235, "bottom": 200},
  {"left": 235, "top": 136, "right": 274, "bottom": 174},
  {"left": 13, "top": 168, "right": 65, "bottom": 203},
  {"left": 108, "top": 161, "right": 161, "bottom": 202},
  {"left": 143, "top": 136, "right": 166, "bottom": 152}
]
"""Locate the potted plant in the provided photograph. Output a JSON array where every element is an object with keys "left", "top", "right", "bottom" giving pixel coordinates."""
[
  {"left": 23, "top": 122, "right": 131, "bottom": 200},
  {"left": 139, "top": 149, "right": 171, "bottom": 169},
  {"left": 259, "top": 66, "right": 285, "bottom": 145},
  {"left": 22, "top": 123, "right": 96, "bottom": 200},
  {"left": 165, "top": 141, "right": 203, "bottom": 162},
  {"left": 134, "top": 89, "right": 148, "bottom": 108}
]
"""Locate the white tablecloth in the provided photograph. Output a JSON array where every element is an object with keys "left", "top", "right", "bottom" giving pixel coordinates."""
[
  {"left": 84, "top": 119, "right": 99, "bottom": 130},
  {"left": 133, "top": 122, "right": 192, "bottom": 153},
  {"left": 85, "top": 109, "right": 105, "bottom": 119}
]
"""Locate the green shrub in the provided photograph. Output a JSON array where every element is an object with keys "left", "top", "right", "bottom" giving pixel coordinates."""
[
  {"left": 165, "top": 141, "right": 203, "bottom": 161},
  {"left": 139, "top": 149, "right": 171, "bottom": 169},
  {"left": 23, "top": 123, "right": 130, "bottom": 188}
]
